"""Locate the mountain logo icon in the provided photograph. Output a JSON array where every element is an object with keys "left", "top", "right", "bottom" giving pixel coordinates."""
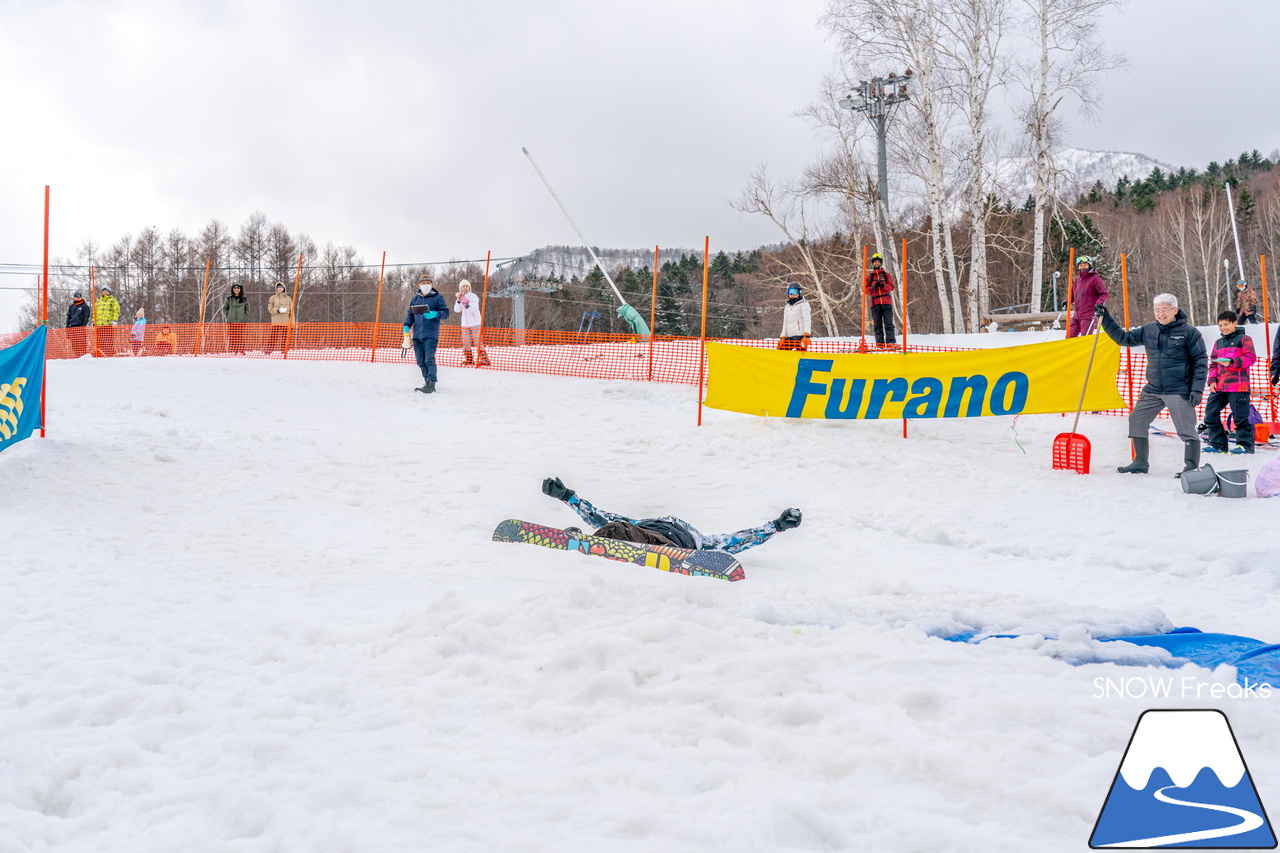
[{"left": 1091, "top": 709, "right": 1276, "bottom": 848}]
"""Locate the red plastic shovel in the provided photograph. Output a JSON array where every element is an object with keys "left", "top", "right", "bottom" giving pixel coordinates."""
[{"left": 1052, "top": 320, "right": 1102, "bottom": 474}]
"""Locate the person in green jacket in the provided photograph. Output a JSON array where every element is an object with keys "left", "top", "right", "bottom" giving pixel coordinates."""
[
  {"left": 222, "top": 283, "right": 250, "bottom": 353},
  {"left": 94, "top": 284, "right": 121, "bottom": 356}
]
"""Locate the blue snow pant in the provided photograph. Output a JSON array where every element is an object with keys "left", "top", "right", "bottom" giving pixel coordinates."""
[
  {"left": 413, "top": 336, "right": 439, "bottom": 384},
  {"left": 565, "top": 495, "right": 781, "bottom": 555}
]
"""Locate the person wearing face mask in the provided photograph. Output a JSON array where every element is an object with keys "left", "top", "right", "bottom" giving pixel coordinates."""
[
  {"left": 404, "top": 274, "right": 451, "bottom": 393},
  {"left": 777, "top": 282, "right": 811, "bottom": 351}
]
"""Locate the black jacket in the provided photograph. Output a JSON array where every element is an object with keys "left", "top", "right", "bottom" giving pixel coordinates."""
[
  {"left": 1272, "top": 326, "right": 1280, "bottom": 386},
  {"left": 66, "top": 300, "right": 90, "bottom": 328},
  {"left": 1101, "top": 309, "right": 1207, "bottom": 397}
]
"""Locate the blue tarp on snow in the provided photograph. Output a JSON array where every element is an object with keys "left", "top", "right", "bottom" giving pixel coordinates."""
[{"left": 944, "top": 626, "right": 1280, "bottom": 687}]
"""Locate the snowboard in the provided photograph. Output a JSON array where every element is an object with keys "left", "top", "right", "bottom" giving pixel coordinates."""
[{"left": 492, "top": 519, "right": 745, "bottom": 582}]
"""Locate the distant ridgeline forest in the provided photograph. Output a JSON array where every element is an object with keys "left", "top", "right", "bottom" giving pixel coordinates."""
[{"left": 20, "top": 151, "right": 1280, "bottom": 337}]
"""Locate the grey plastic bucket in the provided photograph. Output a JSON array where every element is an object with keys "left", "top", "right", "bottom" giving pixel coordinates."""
[
  {"left": 1180, "top": 464, "right": 1218, "bottom": 495},
  {"left": 1217, "top": 469, "right": 1249, "bottom": 498}
]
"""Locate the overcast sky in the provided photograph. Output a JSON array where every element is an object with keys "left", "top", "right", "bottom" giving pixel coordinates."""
[{"left": 3, "top": 0, "right": 1278, "bottom": 332}]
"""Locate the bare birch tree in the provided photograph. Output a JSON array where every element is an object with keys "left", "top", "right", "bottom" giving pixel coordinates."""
[{"left": 1019, "top": 0, "right": 1127, "bottom": 312}]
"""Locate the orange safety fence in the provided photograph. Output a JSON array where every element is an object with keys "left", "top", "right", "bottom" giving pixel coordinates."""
[{"left": 9, "top": 323, "right": 1280, "bottom": 424}]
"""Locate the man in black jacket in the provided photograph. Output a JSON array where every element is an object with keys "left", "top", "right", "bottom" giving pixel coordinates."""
[
  {"left": 65, "top": 291, "right": 91, "bottom": 357},
  {"left": 1097, "top": 293, "right": 1207, "bottom": 476}
]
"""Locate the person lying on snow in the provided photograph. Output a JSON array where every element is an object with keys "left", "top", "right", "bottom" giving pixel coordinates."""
[{"left": 541, "top": 477, "right": 801, "bottom": 554}]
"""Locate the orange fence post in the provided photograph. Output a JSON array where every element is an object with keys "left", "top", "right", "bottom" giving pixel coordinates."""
[
  {"left": 284, "top": 251, "right": 302, "bottom": 359},
  {"left": 1262, "top": 254, "right": 1273, "bottom": 421},
  {"left": 1065, "top": 248, "right": 1075, "bottom": 336},
  {"left": 369, "top": 251, "right": 386, "bottom": 363},
  {"left": 648, "top": 245, "right": 658, "bottom": 382},
  {"left": 1121, "top": 252, "right": 1132, "bottom": 410},
  {"left": 40, "top": 186, "right": 49, "bottom": 436},
  {"left": 696, "top": 237, "right": 709, "bottom": 426},
  {"left": 90, "top": 265, "right": 98, "bottom": 356},
  {"left": 900, "top": 237, "right": 908, "bottom": 352},
  {"left": 860, "top": 245, "right": 868, "bottom": 352},
  {"left": 479, "top": 250, "right": 491, "bottom": 366},
  {"left": 196, "top": 259, "right": 210, "bottom": 356}
]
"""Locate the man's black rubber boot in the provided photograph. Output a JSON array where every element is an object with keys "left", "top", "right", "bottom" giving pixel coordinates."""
[
  {"left": 1174, "top": 438, "right": 1199, "bottom": 478},
  {"left": 1117, "top": 437, "right": 1150, "bottom": 474}
]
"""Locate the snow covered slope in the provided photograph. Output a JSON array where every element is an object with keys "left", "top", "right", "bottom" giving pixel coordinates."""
[{"left": 2, "top": 354, "right": 1277, "bottom": 851}]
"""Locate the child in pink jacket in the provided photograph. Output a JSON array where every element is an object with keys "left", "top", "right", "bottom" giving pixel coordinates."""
[{"left": 1204, "top": 310, "right": 1257, "bottom": 454}]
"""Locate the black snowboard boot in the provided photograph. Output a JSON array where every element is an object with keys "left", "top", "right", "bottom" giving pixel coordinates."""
[
  {"left": 477, "top": 350, "right": 491, "bottom": 366},
  {"left": 463, "top": 349, "right": 474, "bottom": 365},
  {"left": 1174, "top": 439, "right": 1199, "bottom": 478},
  {"left": 1117, "top": 437, "right": 1150, "bottom": 474},
  {"left": 424, "top": 379, "right": 436, "bottom": 394}
]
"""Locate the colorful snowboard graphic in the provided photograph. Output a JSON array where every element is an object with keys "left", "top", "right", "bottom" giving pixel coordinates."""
[
  {"left": 1090, "top": 709, "right": 1276, "bottom": 848},
  {"left": 492, "top": 519, "right": 745, "bottom": 582}
]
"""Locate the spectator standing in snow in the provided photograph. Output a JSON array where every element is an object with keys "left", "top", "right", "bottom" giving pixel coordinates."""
[
  {"left": 1203, "top": 310, "right": 1256, "bottom": 455},
  {"left": 155, "top": 326, "right": 177, "bottom": 356},
  {"left": 1067, "top": 256, "right": 1108, "bottom": 338},
  {"left": 1235, "top": 282, "right": 1260, "bottom": 324},
  {"left": 267, "top": 282, "right": 292, "bottom": 353},
  {"left": 454, "top": 279, "right": 488, "bottom": 366},
  {"left": 864, "top": 252, "right": 897, "bottom": 347},
  {"left": 404, "top": 275, "right": 450, "bottom": 393},
  {"left": 777, "top": 282, "right": 811, "bottom": 351},
  {"left": 65, "top": 291, "right": 90, "bottom": 357},
  {"left": 94, "top": 284, "right": 121, "bottom": 356},
  {"left": 130, "top": 308, "right": 147, "bottom": 356},
  {"left": 222, "top": 283, "right": 250, "bottom": 353},
  {"left": 542, "top": 477, "right": 802, "bottom": 554},
  {"left": 1097, "top": 293, "right": 1207, "bottom": 476}
]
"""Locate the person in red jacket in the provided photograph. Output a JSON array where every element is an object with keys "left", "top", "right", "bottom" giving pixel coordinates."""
[
  {"left": 1067, "top": 255, "right": 1108, "bottom": 338},
  {"left": 864, "top": 253, "right": 896, "bottom": 347}
]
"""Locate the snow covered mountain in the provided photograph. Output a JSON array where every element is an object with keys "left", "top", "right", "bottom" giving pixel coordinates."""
[
  {"left": 500, "top": 245, "right": 703, "bottom": 283},
  {"left": 992, "top": 147, "right": 1177, "bottom": 201}
]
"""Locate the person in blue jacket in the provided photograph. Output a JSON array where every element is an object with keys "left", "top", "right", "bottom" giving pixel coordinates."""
[{"left": 404, "top": 275, "right": 450, "bottom": 393}]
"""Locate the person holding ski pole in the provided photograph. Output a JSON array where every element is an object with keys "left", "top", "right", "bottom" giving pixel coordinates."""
[
  {"left": 541, "top": 477, "right": 801, "bottom": 554},
  {"left": 1068, "top": 256, "right": 1108, "bottom": 338}
]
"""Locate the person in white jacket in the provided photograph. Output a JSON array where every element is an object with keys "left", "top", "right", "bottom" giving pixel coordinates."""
[
  {"left": 453, "top": 280, "right": 488, "bottom": 366},
  {"left": 778, "top": 282, "right": 812, "bottom": 351}
]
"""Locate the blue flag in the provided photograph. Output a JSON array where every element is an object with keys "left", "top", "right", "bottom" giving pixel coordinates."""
[{"left": 0, "top": 325, "right": 47, "bottom": 454}]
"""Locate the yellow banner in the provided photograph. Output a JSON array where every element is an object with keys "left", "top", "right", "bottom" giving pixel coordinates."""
[{"left": 704, "top": 337, "right": 1125, "bottom": 419}]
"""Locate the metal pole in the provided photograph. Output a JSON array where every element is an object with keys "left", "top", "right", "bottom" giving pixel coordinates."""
[
  {"left": 522, "top": 147, "right": 630, "bottom": 308},
  {"left": 875, "top": 115, "right": 890, "bottom": 236},
  {"left": 1261, "top": 254, "right": 1275, "bottom": 423},
  {"left": 1224, "top": 182, "right": 1247, "bottom": 289}
]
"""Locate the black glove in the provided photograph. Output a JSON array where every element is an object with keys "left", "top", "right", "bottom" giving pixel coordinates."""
[
  {"left": 774, "top": 508, "right": 802, "bottom": 531},
  {"left": 542, "top": 477, "right": 575, "bottom": 502},
  {"left": 1093, "top": 303, "right": 1108, "bottom": 318},
  {"left": 1189, "top": 392, "right": 1202, "bottom": 407}
]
